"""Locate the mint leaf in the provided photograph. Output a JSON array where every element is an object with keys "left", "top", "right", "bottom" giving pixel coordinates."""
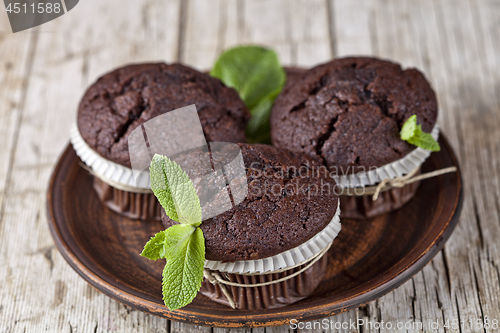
[
  {"left": 409, "top": 130, "right": 441, "bottom": 152},
  {"left": 400, "top": 115, "right": 440, "bottom": 152},
  {"left": 245, "top": 94, "right": 275, "bottom": 143},
  {"left": 140, "top": 220, "right": 205, "bottom": 310},
  {"left": 400, "top": 115, "right": 418, "bottom": 141},
  {"left": 147, "top": 155, "right": 206, "bottom": 310},
  {"left": 141, "top": 230, "right": 168, "bottom": 260},
  {"left": 162, "top": 227, "right": 205, "bottom": 310},
  {"left": 150, "top": 154, "right": 202, "bottom": 225},
  {"left": 210, "top": 45, "right": 286, "bottom": 143},
  {"left": 150, "top": 155, "right": 178, "bottom": 222},
  {"left": 141, "top": 224, "right": 196, "bottom": 260}
]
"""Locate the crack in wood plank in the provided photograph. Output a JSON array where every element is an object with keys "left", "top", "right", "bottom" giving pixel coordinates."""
[
  {"left": 0, "top": 31, "right": 38, "bottom": 227},
  {"left": 177, "top": 0, "right": 188, "bottom": 62}
]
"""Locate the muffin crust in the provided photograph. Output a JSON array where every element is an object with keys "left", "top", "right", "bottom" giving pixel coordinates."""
[
  {"left": 271, "top": 57, "right": 438, "bottom": 173},
  {"left": 78, "top": 63, "right": 250, "bottom": 167},
  {"left": 162, "top": 143, "right": 339, "bottom": 262}
]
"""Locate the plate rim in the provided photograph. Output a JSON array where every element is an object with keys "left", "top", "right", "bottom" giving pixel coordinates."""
[{"left": 46, "top": 135, "right": 463, "bottom": 328}]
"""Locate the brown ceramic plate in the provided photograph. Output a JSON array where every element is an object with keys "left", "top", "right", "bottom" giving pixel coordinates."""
[{"left": 46, "top": 135, "right": 462, "bottom": 328}]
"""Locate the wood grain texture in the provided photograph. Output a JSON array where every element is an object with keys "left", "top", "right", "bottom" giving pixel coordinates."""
[
  {"left": 0, "top": 0, "right": 499, "bottom": 332},
  {"left": 332, "top": 1, "right": 500, "bottom": 333},
  {"left": 0, "top": 1, "right": 180, "bottom": 332},
  {"left": 0, "top": 15, "right": 34, "bottom": 224}
]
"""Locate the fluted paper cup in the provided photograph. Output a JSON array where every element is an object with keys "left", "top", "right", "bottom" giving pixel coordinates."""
[
  {"left": 335, "top": 125, "right": 439, "bottom": 218},
  {"left": 200, "top": 202, "right": 341, "bottom": 310}
]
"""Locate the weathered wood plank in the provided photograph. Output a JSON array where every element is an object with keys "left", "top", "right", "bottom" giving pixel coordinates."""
[
  {"left": 0, "top": 18, "right": 34, "bottom": 218},
  {"left": 213, "top": 328, "right": 251, "bottom": 333},
  {"left": 0, "top": 1, "right": 180, "bottom": 332},
  {"left": 170, "top": 321, "right": 211, "bottom": 333},
  {"left": 182, "top": 0, "right": 235, "bottom": 69},
  {"left": 332, "top": 1, "right": 500, "bottom": 333},
  {"left": 332, "top": 0, "right": 374, "bottom": 57},
  {"left": 182, "top": 0, "right": 332, "bottom": 70},
  {"left": 423, "top": 1, "right": 500, "bottom": 332},
  {"left": 440, "top": 1, "right": 500, "bottom": 331}
]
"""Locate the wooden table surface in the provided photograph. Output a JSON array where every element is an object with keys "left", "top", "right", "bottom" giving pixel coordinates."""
[{"left": 0, "top": 0, "right": 499, "bottom": 332}]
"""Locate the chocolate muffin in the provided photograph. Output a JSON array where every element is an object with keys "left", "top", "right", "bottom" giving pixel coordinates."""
[
  {"left": 78, "top": 63, "right": 250, "bottom": 168},
  {"left": 162, "top": 143, "right": 339, "bottom": 262},
  {"left": 73, "top": 63, "right": 250, "bottom": 221},
  {"left": 270, "top": 57, "right": 437, "bottom": 173}
]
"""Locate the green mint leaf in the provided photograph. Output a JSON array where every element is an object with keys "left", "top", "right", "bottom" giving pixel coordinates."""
[
  {"left": 245, "top": 94, "right": 275, "bottom": 144},
  {"left": 400, "top": 115, "right": 418, "bottom": 141},
  {"left": 150, "top": 155, "right": 178, "bottom": 222},
  {"left": 162, "top": 224, "right": 197, "bottom": 258},
  {"left": 146, "top": 156, "right": 206, "bottom": 310},
  {"left": 141, "top": 230, "right": 168, "bottom": 260},
  {"left": 400, "top": 115, "right": 440, "bottom": 152},
  {"left": 141, "top": 224, "right": 197, "bottom": 260},
  {"left": 150, "top": 154, "right": 202, "bottom": 225},
  {"left": 409, "top": 130, "right": 441, "bottom": 152},
  {"left": 210, "top": 45, "right": 286, "bottom": 143},
  {"left": 162, "top": 227, "right": 205, "bottom": 310}
]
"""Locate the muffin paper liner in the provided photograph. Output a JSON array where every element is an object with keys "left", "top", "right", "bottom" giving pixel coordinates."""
[
  {"left": 339, "top": 168, "right": 421, "bottom": 219},
  {"left": 200, "top": 253, "right": 328, "bottom": 310},
  {"left": 70, "top": 124, "right": 151, "bottom": 191},
  {"left": 204, "top": 201, "right": 341, "bottom": 274},
  {"left": 334, "top": 125, "right": 440, "bottom": 188},
  {"left": 93, "top": 177, "right": 161, "bottom": 221}
]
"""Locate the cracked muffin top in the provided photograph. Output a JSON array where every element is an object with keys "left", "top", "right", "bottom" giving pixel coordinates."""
[
  {"left": 270, "top": 57, "right": 438, "bottom": 173},
  {"left": 162, "top": 143, "right": 339, "bottom": 262},
  {"left": 77, "top": 63, "right": 250, "bottom": 167}
]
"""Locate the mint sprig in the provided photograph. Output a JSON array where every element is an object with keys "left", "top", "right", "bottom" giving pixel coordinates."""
[
  {"left": 210, "top": 45, "right": 286, "bottom": 144},
  {"left": 150, "top": 154, "right": 201, "bottom": 225},
  {"left": 400, "top": 115, "right": 440, "bottom": 152},
  {"left": 162, "top": 226, "right": 205, "bottom": 310},
  {"left": 141, "top": 154, "right": 205, "bottom": 310}
]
